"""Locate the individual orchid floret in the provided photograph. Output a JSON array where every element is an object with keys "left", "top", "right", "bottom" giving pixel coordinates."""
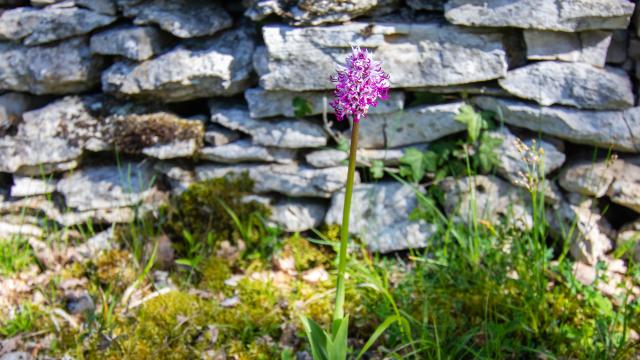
[{"left": 330, "top": 46, "right": 390, "bottom": 122}]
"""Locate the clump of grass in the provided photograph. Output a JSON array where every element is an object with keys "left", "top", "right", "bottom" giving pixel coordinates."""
[{"left": 0, "top": 236, "right": 35, "bottom": 275}]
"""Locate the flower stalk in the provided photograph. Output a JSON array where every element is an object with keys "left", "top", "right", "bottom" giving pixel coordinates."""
[{"left": 333, "top": 119, "right": 359, "bottom": 321}]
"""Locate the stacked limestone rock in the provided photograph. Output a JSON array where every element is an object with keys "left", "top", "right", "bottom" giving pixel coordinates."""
[{"left": 0, "top": 0, "right": 638, "bottom": 263}]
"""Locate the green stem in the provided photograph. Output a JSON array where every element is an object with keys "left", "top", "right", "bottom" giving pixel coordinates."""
[{"left": 334, "top": 120, "right": 360, "bottom": 321}]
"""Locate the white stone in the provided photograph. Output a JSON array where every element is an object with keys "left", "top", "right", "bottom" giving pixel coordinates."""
[
  {"left": 523, "top": 30, "right": 612, "bottom": 67},
  {"left": 269, "top": 198, "right": 327, "bottom": 232},
  {"left": 10, "top": 176, "right": 56, "bottom": 197},
  {"left": 90, "top": 25, "right": 170, "bottom": 61},
  {"left": 200, "top": 139, "right": 296, "bottom": 164}
]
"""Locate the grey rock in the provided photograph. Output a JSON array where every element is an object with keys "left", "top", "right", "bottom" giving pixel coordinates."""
[
  {"left": 259, "top": 22, "right": 507, "bottom": 91},
  {"left": 440, "top": 175, "right": 534, "bottom": 229},
  {"left": 103, "top": 28, "right": 255, "bottom": 102},
  {"left": 90, "top": 25, "right": 170, "bottom": 61},
  {"left": 444, "top": 0, "right": 635, "bottom": 32},
  {"left": 359, "top": 102, "right": 466, "bottom": 148},
  {"left": 606, "top": 30, "right": 628, "bottom": 64},
  {"left": 245, "top": 0, "right": 399, "bottom": 25},
  {"left": 0, "top": 37, "right": 103, "bottom": 95},
  {"left": 406, "top": 0, "right": 445, "bottom": 11},
  {"left": 74, "top": 226, "right": 114, "bottom": 258},
  {"left": 305, "top": 146, "right": 421, "bottom": 168},
  {"left": 200, "top": 139, "right": 296, "bottom": 164},
  {"left": 204, "top": 124, "right": 241, "bottom": 147},
  {"left": 19, "top": 95, "right": 204, "bottom": 159},
  {"left": 0, "top": 137, "right": 81, "bottom": 175},
  {"left": 325, "top": 182, "right": 436, "bottom": 253},
  {"left": 154, "top": 162, "right": 194, "bottom": 194},
  {"left": 56, "top": 162, "right": 158, "bottom": 211},
  {"left": 607, "top": 158, "right": 640, "bottom": 213},
  {"left": 475, "top": 97, "right": 640, "bottom": 152},
  {"left": 123, "top": 0, "right": 232, "bottom": 38},
  {"left": 270, "top": 198, "right": 326, "bottom": 232},
  {"left": 244, "top": 88, "right": 404, "bottom": 118},
  {"left": 498, "top": 61, "right": 634, "bottom": 110},
  {"left": 410, "top": 83, "right": 509, "bottom": 97},
  {"left": 66, "top": 292, "right": 95, "bottom": 314},
  {"left": 0, "top": 220, "right": 43, "bottom": 238},
  {"left": 210, "top": 102, "right": 328, "bottom": 149},
  {"left": 552, "top": 195, "right": 613, "bottom": 265},
  {"left": 0, "top": 5, "right": 115, "bottom": 45},
  {"left": 0, "top": 92, "right": 40, "bottom": 134},
  {"left": 195, "top": 163, "right": 356, "bottom": 198},
  {"left": 559, "top": 160, "right": 621, "bottom": 197},
  {"left": 76, "top": 0, "right": 117, "bottom": 15},
  {"left": 10, "top": 176, "right": 56, "bottom": 197},
  {"left": 0, "top": 352, "right": 33, "bottom": 360},
  {"left": 523, "top": 30, "right": 612, "bottom": 67},
  {"left": 489, "top": 128, "right": 566, "bottom": 184}
]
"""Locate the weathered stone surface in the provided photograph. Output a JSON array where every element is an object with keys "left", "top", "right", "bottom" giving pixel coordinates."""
[
  {"left": 489, "top": 128, "right": 566, "bottom": 184},
  {"left": 57, "top": 163, "right": 158, "bottom": 211},
  {"left": 0, "top": 5, "right": 115, "bottom": 45},
  {"left": 523, "top": 30, "right": 611, "bottom": 67},
  {"left": 270, "top": 198, "right": 326, "bottom": 232},
  {"left": 305, "top": 146, "right": 423, "bottom": 168},
  {"left": 440, "top": 175, "right": 533, "bottom": 229},
  {"left": 210, "top": 102, "right": 327, "bottom": 149},
  {"left": 0, "top": 93, "right": 41, "bottom": 134},
  {"left": 0, "top": 137, "right": 81, "bottom": 175},
  {"left": 445, "top": 0, "right": 635, "bottom": 32},
  {"left": 244, "top": 88, "right": 404, "bottom": 118},
  {"left": 325, "top": 182, "right": 436, "bottom": 253},
  {"left": 606, "top": 30, "right": 628, "bottom": 64},
  {"left": 0, "top": 37, "right": 104, "bottom": 95},
  {"left": 204, "top": 124, "right": 241, "bottom": 147},
  {"left": 10, "top": 176, "right": 56, "bottom": 197},
  {"left": 90, "top": 26, "right": 170, "bottom": 61},
  {"left": 559, "top": 160, "right": 622, "bottom": 197},
  {"left": 259, "top": 22, "right": 507, "bottom": 91},
  {"left": 123, "top": 0, "right": 232, "bottom": 38},
  {"left": 607, "top": 158, "right": 640, "bottom": 213},
  {"left": 498, "top": 62, "right": 634, "bottom": 110},
  {"left": 552, "top": 195, "right": 613, "bottom": 265},
  {"left": 19, "top": 96, "right": 204, "bottom": 158},
  {"left": 195, "top": 164, "right": 356, "bottom": 198},
  {"left": 103, "top": 28, "right": 255, "bottom": 102},
  {"left": 245, "top": 0, "right": 399, "bottom": 25},
  {"left": 406, "top": 0, "right": 445, "bottom": 11},
  {"left": 200, "top": 139, "right": 296, "bottom": 164},
  {"left": 359, "top": 102, "right": 466, "bottom": 148},
  {"left": 475, "top": 97, "right": 640, "bottom": 152},
  {"left": 154, "top": 162, "right": 194, "bottom": 194}
]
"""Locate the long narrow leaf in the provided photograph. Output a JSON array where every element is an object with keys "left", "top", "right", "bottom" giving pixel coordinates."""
[
  {"left": 300, "top": 315, "right": 329, "bottom": 360},
  {"left": 329, "top": 316, "right": 349, "bottom": 360},
  {"left": 356, "top": 315, "right": 402, "bottom": 360}
]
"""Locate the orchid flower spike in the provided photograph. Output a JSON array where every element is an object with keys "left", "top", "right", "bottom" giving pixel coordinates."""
[{"left": 330, "top": 46, "right": 390, "bottom": 123}]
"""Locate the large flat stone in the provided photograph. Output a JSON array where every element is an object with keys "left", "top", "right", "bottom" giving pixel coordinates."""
[
  {"left": 57, "top": 162, "right": 158, "bottom": 211},
  {"left": 90, "top": 25, "right": 170, "bottom": 61},
  {"left": 195, "top": 163, "right": 356, "bottom": 198},
  {"left": 489, "top": 128, "right": 566, "bottom": 184},
  {"left": 559, "top": 160, "right": 622, "bottom": 197},
  {"left": 439, "top": 175, "right": 533, "bottom": 229},
  {"left": 0, "top": 137, "right": 81, "bottom": 175},
  {"left": 244, "top": 88, "right": 404, "bottom": 118},
  {"left": 259, "top": 22, "right": 507, "bottom": 91},
  {"left": 210, "top": 102, "right": 327, "bottom": 149},
  {"left": 325, "top": 182, "right": 436, "bottom": 253},
  {"left": 359, "top": 102, "right": 466, "bottom": 148},
  {"left": 102, "top": 28, "right": 255, "bottom": 102},
  {"left": 10, "top": 176, "right": 56, "bottom": 197},
  {"left": 0, "top": 5, "right": 115, "bottom": 46},
  {"left": 475, "top": 97, "right": 640, "bottom": 153},
  {"left": 200, "top": 139, "right": 296, "bottom": 164},
  {"left": 123, "top": 0, "right": 232, "bottom": 38},
  {"left": 269, "top": 198, "right": 327, "bottom": 232},
  {"left": 0, "top": 37, "right": 104, "bottom": 95},
  {"left": 607, "top": 158, "right": 640, "bottom": 213},
  {"left": 498, "top": 61, "right": 634, "bottom": 110},
  {"left": 523, "top": 30, "right": 612, "bottom": 67},
  {"left": 305, "top": 146, "right": 425, "bottom": 168},
  {"left": 244, "top": 0, "right": 399, "bottom": 25},
  {"left": 445, "top": 0, "right": 635, "bottom": 32}
]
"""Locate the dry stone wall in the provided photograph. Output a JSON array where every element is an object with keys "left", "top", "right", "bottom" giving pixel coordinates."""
[{"left": 0, "top": 0, "right": 639, "bottom": 262}]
